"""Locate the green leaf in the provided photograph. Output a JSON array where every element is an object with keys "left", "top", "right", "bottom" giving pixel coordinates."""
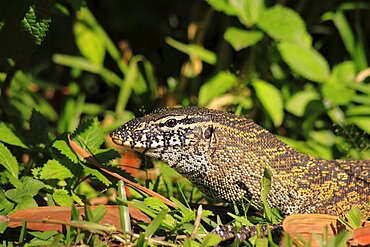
[
  {"left": 342, "top": 207, "right": 361, "bottom": 229},
  {"left": 0, "top": 189, "right": 15, "bottom": 216},
  {"left": 253, "top": 80, "right": 284, "bottom": 127},
  {"left": 322, "top": 62, "right": 356, "bottom": 106},
  {"left": 166, "top": 37, "right": 217, "bottom": 64},
  {"left": 116, "top": 58, "right": 139, "bottom": 113},
  {"left": 5, "top": 177, "right": 44, "bottom": 202},
  {"left": 52, "top": 189, "right": 73, "bottom": 206},
  {"left": 74, "top": 18, "right": 105, "bottom": 66},
  {"left": 0, "top": 142, "right": 20, "bottom": 185},
  {"left": 346, "top": 106, "right": 370, "bottom": 116},
  {"left": 278, "top": 43, "right": 330, "bottom": 83},
  {"left": 0, "top": 123, "right": 28, "bottom": 148},
  {"left": 331, "top": 61, "right": 356, "bottom": 83},
  {"left": 285, "top": 89, "right": 320, "bottom": 117},
  {"left": 200, "top": 233, "right": 222, "bottom": 246},
  {"left": 39, "top": 160, "right": 73, "bottom": 180},
  {"left": 72, "top": 118, "right": 105, "bottom": 152},
  {"left": 321, "top": 82, "right": 355, "bottom": 106},
  {"left": 13, "top": 196, "right": 38, "bottom": 211},
  {"left": 229, "top": 0, "right": 265, "bottom": 26},
  {"left": 52, "top": 54, "right": 123, "bottom": 87},
  {"left": 144, "top": 197, "right": 169, "bottom": 212},
  {"left": 224, "top": 28, "right": 263, "bottom": 51},
  {"left": 198, "top": 71, "right": 237, "bottom": 106},
  {"left": 28, "top": 231, "right": 58, "bottom": 240},
  {"left": 257, "top": 5, "right": 311, "bottom": 46},
  {"left": 346, "top": 117, "right": 370, "bottom": 134},
  {"left": 205, "top": 0, "right": 238, "bottom": 16},
  {"left": 28, "top": 109, "right": 50, "bottom": 146},
  {"left": 0, "top": 1, "right": 52, "bottom": 72},
  {"left": 93, "top": 149, "right": 121, "bottom": 164},
  {"left": 82, "top": 164, "right": 111, "bottom": 186},
  {"left": 145, "top": 209, "right": 168, "bottom": 238},
  {"left": 52, "top": 140, "right": 79, "bottom": 164}
]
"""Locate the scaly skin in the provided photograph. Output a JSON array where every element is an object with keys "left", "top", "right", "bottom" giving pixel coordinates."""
[{"left": 110, "top": 107, "right": 370, "bottom": 216}]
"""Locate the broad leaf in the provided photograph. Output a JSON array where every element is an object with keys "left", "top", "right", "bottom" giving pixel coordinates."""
[
  {"left": 0, "top": 142, "right": 20, "bottom": 185},
  {"left": 285, "top": 89, "right": 320, "bottom": 117},
  {"left": 39, "top": 160, "right": 73, "bottom": 180},
  {"left": 229, "top": 0, "right": 265, "bottom": 26},
  {"left": 198, "top": 71, "right": 237, "bottom": 106},
  {"left": 0, "top": 123, "right": 27, "bottom": 148},
  {"left": 253, "top": 79, "right": 284, "bottom": 127},
  {"left": 257, "top": 5, "right": 311, "bottom": 46},
  {"left": 74, "top": 13, "right": 105, "bottom": 66},
  {"left": 329, "top": 61, "right": 356, "bottom": 84},
  {"left": 278, "top": 43, "right": 330, "bottom": 83},
  {"left": 224, "top": 28, "right": 263, "bottom": 51},
  {"left": 5, "top": 177, "right": 44, "bottom": 202},
  {"left": 321, "top": 82, "right": 355, "bottom": 106},
  {"left": 205, "top": 0, "right": 238, "bottom": 16}
]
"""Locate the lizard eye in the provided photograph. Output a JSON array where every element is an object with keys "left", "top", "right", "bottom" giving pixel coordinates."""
[{"left": 164, "top": 118, "right": 177, "bottom": 127}]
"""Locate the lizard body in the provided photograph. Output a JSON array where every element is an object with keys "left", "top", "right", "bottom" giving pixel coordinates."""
[{"left": 110, "top": 107, "right": 370, "bottom": 216}]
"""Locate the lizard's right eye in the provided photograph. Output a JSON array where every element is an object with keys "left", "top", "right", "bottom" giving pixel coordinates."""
[{"left": 164, "top": 118, "right": 177, "bottom": 127}]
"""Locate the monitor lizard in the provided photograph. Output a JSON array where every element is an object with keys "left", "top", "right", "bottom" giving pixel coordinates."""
[{"left": 110, "top": 106, "right": 370, "bottom": 217}]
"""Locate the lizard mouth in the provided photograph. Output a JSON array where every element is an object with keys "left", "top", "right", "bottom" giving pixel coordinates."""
[
  {"left": 111, "top": 137, "right": 124, "bottom": 146},
  {"left": 111, "top": 137, "right": 150, "bottom": 153}
]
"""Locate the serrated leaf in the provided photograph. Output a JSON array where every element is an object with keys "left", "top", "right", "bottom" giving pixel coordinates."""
[
  {"left": 278, "top": 43, "right": 330, "bottom": 83},
  {"left": 224, "top": 28, "right": 263, "bottom": 51},
  {"left": 53, "top": 140, "right": 79, "bottom": 163},
  {"left": 28, "top": 109, "right": 50, "bottom": 146},
  {"left": 82, "top": 164, "right": 111, "bottom": 186},
  {"left": 39, "top": 160, "right": 73, "bottom": 180},
  {"left": 0, "top": 1, "right": 52, "bottom": 72},
  {"left": 285, "top": 89, "right": 320, "bottom": 117},
  {"left": 144, "top": 197, "right": 169, "bottom": 212},
  {"left": 257, "top": 5, "right": 311, "bottom": 46},
  {"left": 229, "top": 0, "right": 265, "bottom": 26},
  {"left": 94, "top": 149, "right": 121, "bottom": 164},
  {"left": 72, "top": 118, "right": 105, "bottom": 152},
  {"left": 198, "top": 71, "right": 237, "bottom": 106},
  {"left": 0, "top": 123, "right": 28, "bottom": 148},
  {"left": 5, "top": 177, "right": 44, "bottom": 202},
  {"left": 53, "top": 189, "right": 73, "bottom": 206},
  {"left": 0, "top": 142, "right": 20, "bottom": 184},
  {"left": 253, "top": 79, "right": 284, "bottom": 127},
  {"left": 74, "top": 20, "right": 105, "bottom": 66},
  {"left": 166, "top": 37, "right": 217, "bottom": 64}
]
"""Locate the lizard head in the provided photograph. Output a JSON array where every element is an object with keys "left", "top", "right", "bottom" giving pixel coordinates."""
[
  {"left": 111, "top": 106, "right": 232, "bottom": 185},
  {"left": 110, "top": 107, "right": 219, "bottom": 160}
]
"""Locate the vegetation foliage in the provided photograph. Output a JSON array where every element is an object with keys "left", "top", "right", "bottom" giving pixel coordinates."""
[{"left": 0, "top": 0, "right": 369, "bottom": 246}]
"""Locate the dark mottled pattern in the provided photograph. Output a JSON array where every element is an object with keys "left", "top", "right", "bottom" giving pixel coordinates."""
[{"left": 110, "top": 107, "right": 370, "bottom": 216}]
